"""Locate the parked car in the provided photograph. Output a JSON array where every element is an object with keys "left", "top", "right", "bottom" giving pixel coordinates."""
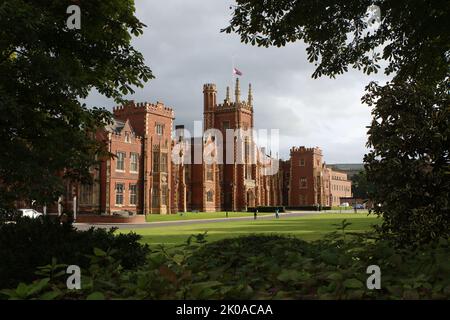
[
  {"left": 18, "top": 209, "right": 43, "bottom": 219},
  {"left": 355, "top": 204, "right": 365, "bottom": 209},
  {"left": 341, "top": 202, "right": 350, "bottom": 207}
]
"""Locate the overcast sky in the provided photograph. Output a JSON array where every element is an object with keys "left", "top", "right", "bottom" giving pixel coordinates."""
[{"left": 84, "top": 0, "right": 389, "bottom": 163}]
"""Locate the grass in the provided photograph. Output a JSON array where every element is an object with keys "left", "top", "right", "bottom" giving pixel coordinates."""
[
  {"left": 145, "top": 211, "right": 270, "bottom": 222},
  {"left": 121, "top": 213, "right": 380, "bottom": 246}
]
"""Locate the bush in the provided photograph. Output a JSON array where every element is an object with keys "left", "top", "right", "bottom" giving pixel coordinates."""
[
  {"left": 187, "top": 234, "right": 450, "bottom": 299},
  {"left": 2, "top": 231, "right": 449, "bottom": 300},
  {"left": 0, "top": 216, "right": 149, "bottom": 288}
]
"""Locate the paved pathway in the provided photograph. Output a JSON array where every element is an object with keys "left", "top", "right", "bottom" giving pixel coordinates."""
[{"left": 73, "top": 211, "right": 329, "bottom": 231}]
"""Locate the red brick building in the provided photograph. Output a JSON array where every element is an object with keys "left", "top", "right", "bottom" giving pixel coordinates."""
[
  {"left": 55, "top": 79, "right": 349, "bottom": 216},
  {"left": 286, "top": 146, "right": 352, "bottom": 207},
  {"left": 171, "top": 79, "right": 282, "bottom": 212}
]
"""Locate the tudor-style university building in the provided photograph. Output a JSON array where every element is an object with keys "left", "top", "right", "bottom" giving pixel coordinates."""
[{"left": 60, "top": 79, "right": 351, "bottom": 215}]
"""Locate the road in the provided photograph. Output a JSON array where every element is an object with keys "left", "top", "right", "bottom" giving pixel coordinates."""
[{"left": 73, "top": 210, "right": 355, "bottom": 231}]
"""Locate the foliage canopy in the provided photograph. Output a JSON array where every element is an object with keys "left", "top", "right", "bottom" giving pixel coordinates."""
[{"left": 0, "top": 0, "right": 153, "bottom": 208}]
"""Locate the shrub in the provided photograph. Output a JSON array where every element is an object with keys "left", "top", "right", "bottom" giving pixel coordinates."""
[
  {"left": 186, "top": 234, "right": 450, "bottom": 299},
  {"left": 2, "top": 232, "right": 449, "bottom": 300},
  {"left": 0, "top": 216, "right": 149, "bottom": 288}
]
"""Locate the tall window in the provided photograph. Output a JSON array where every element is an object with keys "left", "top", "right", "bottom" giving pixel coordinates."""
[
  {"left": 80, "top": 184, "right": 93, "bottom": 204},
  {"left": 153, "top": 152, "right": 159, "bottom": 173},
  {"left": 300, "top": 158, "right": 305, "bottom": 166},
  {"left": 161, "top": 185, "right": 168, "bottom": 205},
  {"left": 246, "top": 165, "right": 253, "bottom": 179},
  {"left": 155, "top": 123, "right": 164, "bottom": 135},
  {"left": 207, "top": 190, "right": 214, "bottom": 202},
  {"left": 152, "top": 187, "right": 159, "bottom": 207},
  {"left": 129, "top": 184, "right": 137, "bottom": 205},
  {"left": 245, "top": 139, "right": 252, "bottom": 179},
  {"left": 206, "top": 165, "right": 213, "bottom": 181},
  {"left": 130, "top": 153, "right": 139, "bottom": 173},
  {"left": 116, "top": 152, "right": 125, "bottom": 171},
  {"left": 300, "top": 177, "right": 307, "bottom": 189},
  {"left": 160, "top": 153, "right": 168, "bottom": 172},
  {"left": 115, "top": 183, "right": 124, "bottom": 205}
]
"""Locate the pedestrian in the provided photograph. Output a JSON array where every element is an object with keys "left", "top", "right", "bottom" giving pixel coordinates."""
[
  {"left": 226, "top": 211, "right": 228, "bottom": 218},
  {"left": 275, "top": 208, "right": 279, "bottom": 219},
  {"left": 254, "top": 207, "right": 258, "bottom": 220}
]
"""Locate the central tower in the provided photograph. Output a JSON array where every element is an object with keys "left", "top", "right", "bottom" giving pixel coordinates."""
[{"left": 202, "top": 78, "right": 255, "bottom": 211}]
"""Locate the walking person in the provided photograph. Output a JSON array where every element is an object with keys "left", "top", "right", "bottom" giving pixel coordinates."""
[
  {"left": 254, "top": 207, "right": 258, "bottom": 220},
  {"left": 275, "top": 208, "right": 279, "bottom": 219}
]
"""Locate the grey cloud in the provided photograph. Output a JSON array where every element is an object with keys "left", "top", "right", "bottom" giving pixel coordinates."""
[{"left": 84, "top": 0, "right": 388, "bottom": 163}]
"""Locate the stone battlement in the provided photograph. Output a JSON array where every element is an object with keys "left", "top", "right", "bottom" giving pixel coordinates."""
[
  {"left": 203, "top": 83, "right": 217, "bottom": 91},
  {"left": 290, "top": 146, "right": 322, "bottom": 155},
  {"left": 113, "top": 100, "right": 174, "bottom": 117},
  {"left": 110, "top": 131, "right": 143, "bottom": 142},
  {"left": 217, "top": 100, "right": 252, "bottom": 110}
]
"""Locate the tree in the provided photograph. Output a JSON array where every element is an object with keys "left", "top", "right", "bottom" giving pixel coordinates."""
[
  {"left": 351, "top": 170, "right": 374, "bottom": 200},
  {"left": 0, "top": 0, "right": 153, "bottom": 209},
  {"left": 363, "top": 80, "right": 449, "bottom": 244},
  {"left": 224, "top": 0, "right": 449, "bottom": 244}
]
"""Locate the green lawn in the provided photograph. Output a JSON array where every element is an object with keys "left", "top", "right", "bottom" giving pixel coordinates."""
[
  {"left": 121, "top": 213, "right": 380, "bottom": 246},
  {"left": 145, "top": 211, "right": 270, "bottom": 222}
]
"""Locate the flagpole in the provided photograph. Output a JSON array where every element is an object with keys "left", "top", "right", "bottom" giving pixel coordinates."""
[{"left": 232, "top": 54, "right": 236, "bottom": 101}]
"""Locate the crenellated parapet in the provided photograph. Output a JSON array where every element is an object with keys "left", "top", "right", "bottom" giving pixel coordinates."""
[
  {"left": 290, "top": 146, "right": 322, "bottom": 155},
  {"left": 109, "top": 131, "right": 143, "bottom": 143},
  {"left": 203, "top": 83, "right": 217, "bottom": 91},
  {"left": 216, "top": 100, "right": 253, "bottom": 111},
  {"left": 113, "top": 100, "right": 174, "bottom": 118}
]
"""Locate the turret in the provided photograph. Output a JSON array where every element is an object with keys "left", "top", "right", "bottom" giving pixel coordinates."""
[
  {"left": 203, "top": 83, "right": 217, "bottom": 111},
  {"left": 248, "top": 83, "right": 253, "bottom": 106}
]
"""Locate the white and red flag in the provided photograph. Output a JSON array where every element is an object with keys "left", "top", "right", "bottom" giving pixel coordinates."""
[{"left": 233, "top": 67, "right": 243, "bottom": 76}]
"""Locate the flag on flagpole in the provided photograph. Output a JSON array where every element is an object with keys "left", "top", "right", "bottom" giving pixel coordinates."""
[{"left": 233, "top": 67, "right": 243, "bottom": 76}]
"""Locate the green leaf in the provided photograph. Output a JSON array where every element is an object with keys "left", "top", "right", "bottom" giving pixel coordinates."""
[
  {"left": 327, "top": 272, "right": 343, "bottom": 281},
  {"left": 93, "top": 248, "right": 106, "bottom": 257},
  {"left": 40, "top": 291, "right": 61, "bottom": 300},
  {"left": 27, "top": 278, "right": 50, "bottom": 296},
  {"left": 86, "top": 292, "right": 106, "bottom": 300},
  {"left": 277, "top": 269, "right": 302, "bottom": 282},
  {"left": 343, "top": 278, "right": 364, "bottom": 289}
]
